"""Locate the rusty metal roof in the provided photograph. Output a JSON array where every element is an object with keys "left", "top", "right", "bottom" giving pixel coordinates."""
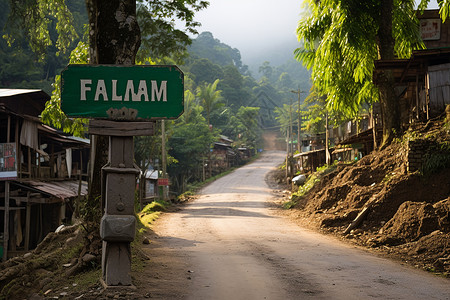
[
  {"left": 16, "top": 180, "right": 88, "bottom": 200},
  {"left": 0, "top": 89, "right": 49, "bottom": 117}
]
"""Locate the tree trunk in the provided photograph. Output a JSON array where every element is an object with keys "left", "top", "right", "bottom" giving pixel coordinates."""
[
  {"left": 86, "top": 0, "right": 141, "bottom": 65},
  {"left": 377, "top": 0, "right": 400, "bottom": 147},
  {"left": 84, "top": 0, "right": 141, "bottom": 220}
]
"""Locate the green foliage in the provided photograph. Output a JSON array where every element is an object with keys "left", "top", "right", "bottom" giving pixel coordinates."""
[
  {"left": 188, "top": 32, "right": 244, "bottom": 70},
  {"left": 40, "top": 32, "right": 89, "bottom": 137},
  {"left": 196, "top": 79, "right": 224, "bottom": 125},
  {"left": 4, "top": 0, "right": 78, "bottom": 60},
  {"left": 79, "top": 195, "right": 102, "bottom": 231},
  {"left": 188, "top": 58, "right": 224, "bottom": 85},
  {"left": 136, "top": 0, "right": 209, "bottom": 61},
  {"left": 421, "top": 142, "right": 450, "bottom": 175},
  {"left": 41, "top": 75, "right": 88, "bottom": 137},
  {"left": 168, "top": 103, "right": 219, "bottom": 190},
  {"left": 0, "top": 0, "right": 87, "bottom": 93},
  {"left": 295, "top": 0, "right": 450, "bottom": 125},
  {"left": 274, "top": 103, "right": 297, "bottom": 137},
  {"left": 141, "top": 200, "right": 169, "bottom": 214},
  {"left": 294, "top": 0, "right": 432, "bottom": 118},
  {"left": 286, "top": 162, "right": 338, "bottom": 209}
]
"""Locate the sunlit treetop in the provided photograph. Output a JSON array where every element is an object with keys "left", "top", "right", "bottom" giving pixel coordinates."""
[{"left": 295, "top": 0, "right": 449, "bottom": 117}]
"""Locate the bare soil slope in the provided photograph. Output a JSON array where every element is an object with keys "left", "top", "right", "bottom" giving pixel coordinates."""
[{"left": 274, "top": 120, "right": 450, "bottom": 275}]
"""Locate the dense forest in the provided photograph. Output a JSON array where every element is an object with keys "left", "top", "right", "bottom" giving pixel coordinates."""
[
  {"left": 0, "top": 0, "right": 312, "bottom": 193},
  {"left": 0, "top": 0, "right": 87, "bottom": 93}
]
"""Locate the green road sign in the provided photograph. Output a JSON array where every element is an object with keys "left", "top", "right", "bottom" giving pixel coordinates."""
[{"left": 61, "top": 64, "right": 184, "bottom": 120}]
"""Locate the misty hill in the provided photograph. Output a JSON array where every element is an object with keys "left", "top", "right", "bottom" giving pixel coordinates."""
[
  {"left": 188, "top": 32, "right": 311, "bottom": 93},
  {"left": 187, "top": 32, "right": 246, "bottom": 73}
]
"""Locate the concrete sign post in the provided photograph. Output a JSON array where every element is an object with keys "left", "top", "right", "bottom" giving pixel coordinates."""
[{"left": 61, "top": 64, "right": 183, "bottom": 287}]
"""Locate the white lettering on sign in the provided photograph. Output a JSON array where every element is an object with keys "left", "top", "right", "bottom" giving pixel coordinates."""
[
  {"left": 80, "top": 79, "right": 92, "bottom": 101},
  {"left": 136, "top": 80, "right": 149, "bottom": 102},
  {"left": 95, "top": 80, "right": 108, "bottom": 101},
  {"left": 79, "top": 80, "right": 168, "bottom": 102},
  {"left": 152, "top": 81, "right": 167, "bottom": 102},
  {"left": 124, "top": 80, "right": 134, "bottom": 102},
  {"left": 112, "top": 80, "right": 122, "bottom": 101}
]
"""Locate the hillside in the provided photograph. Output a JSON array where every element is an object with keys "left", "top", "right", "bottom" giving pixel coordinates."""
[{"left": 272, "top": 116, "right": 450, "bottom": 276}]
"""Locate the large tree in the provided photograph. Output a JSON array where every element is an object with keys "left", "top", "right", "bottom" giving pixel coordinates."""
[
  {"left": 4, "top": 0, "right": 210, "bottom": 276},
  {"left": 296, "top": 0, "right": 449, "bottom": 147},
  {"left": 5, "top": 0, "right": 209, "bottom": 193}
]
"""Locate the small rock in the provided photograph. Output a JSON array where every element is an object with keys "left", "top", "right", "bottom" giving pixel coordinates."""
[
  {"left": 24, "top": 252, "right": 32, "bottom": 259},
  {"left": 55, "top": 224, "right": 65, "bottom": 233},
  {"left": 60, "top": 292, "right": 68, "bottom": 297},
  {"left": 82, "top": 253, "right": 96, "bottom": 263},
  {"left": 142, "top": 237, "right": 150, "bottom": 244},
  {"left": 433, "top": 258, "right": 446, "bottom": 271},
  {"left": 29, "top": 293, "right": 43, "bottom": 300},
  {"left": 351, "top": 229, "right": 364, "bottom": 235},
  {"left": 40, "top": 277, "right": 53, "bottom": 289}
]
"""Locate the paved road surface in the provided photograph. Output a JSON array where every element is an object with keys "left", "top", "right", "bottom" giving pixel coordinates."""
[{"left": 141, "top": 151, "right": 450, "bottom": 299}]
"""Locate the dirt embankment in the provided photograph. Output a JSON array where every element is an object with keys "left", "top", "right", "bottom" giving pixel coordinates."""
[{"left": 274, "top": 120, "right": 450, "bottom": 276}]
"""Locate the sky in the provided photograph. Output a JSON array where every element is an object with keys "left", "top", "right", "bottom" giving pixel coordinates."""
[
  {"left": 191, "top": 0, "right": 302, "bottom": 65},
  {"left": 190, "top": 0, "right": 440, "bottom": 66}
]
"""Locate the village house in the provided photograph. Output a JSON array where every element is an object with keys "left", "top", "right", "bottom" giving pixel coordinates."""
[
  {"left": 293, "top": 10, "right": 450, "bottom": 176},
  {"left": 0, "top": 89, "right": 90, "bottom": 261}
]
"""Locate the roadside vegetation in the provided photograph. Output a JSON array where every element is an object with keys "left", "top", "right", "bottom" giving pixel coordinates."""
[{"left": 279, "top": 117, "right": 450, "bottom": 277}]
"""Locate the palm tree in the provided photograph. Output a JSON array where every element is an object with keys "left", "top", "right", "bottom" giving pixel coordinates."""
[{"left": 196, "top": 79, "right": 224, "bottom": 126}]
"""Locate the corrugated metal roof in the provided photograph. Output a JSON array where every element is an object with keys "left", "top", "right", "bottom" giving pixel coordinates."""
[
  {"left": 20, "top": 180, "right": 88, "bottom": 200},
  {"left": 0, "top": 89, "right": 49, "bottom": 117},
  {"left": 0, "top": 89, "right": 43, "bottom": 97}
]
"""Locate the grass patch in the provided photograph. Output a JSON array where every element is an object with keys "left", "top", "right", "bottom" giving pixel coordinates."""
[
  {"left": 285, "top": 163, "right": 338, "bottom": 209},
  {"left": 139, "top": 211, "right": 161, "bottom": 227},
  {"left": 137, "top": 200, "right": 169, "bottom": 228}
]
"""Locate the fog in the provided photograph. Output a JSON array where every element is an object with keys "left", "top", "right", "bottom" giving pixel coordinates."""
[
  {"left": 192, "top": 0, "right": 440, "bottom": 68},
  {"left": 192, "top": 0, "right": 301, "bottom": 66}
]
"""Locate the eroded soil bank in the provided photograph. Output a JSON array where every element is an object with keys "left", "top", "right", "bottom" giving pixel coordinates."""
[{"left": 269, "top": 120, "right": 450, "bottom": 276}]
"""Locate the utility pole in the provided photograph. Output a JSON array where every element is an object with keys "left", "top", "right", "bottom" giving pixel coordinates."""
[
  {"left": 291, "top": 88, "right": 306, "bottom": 153},
  {"left": 289, "top": 97, "right": 293, "bottom": 157},
  {"left": 161, "top": 119, "right": 167, "bottom": 200}
]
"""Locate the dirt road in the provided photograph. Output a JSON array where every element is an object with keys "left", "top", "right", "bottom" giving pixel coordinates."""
[{"left": 139, "top": 151, "right": 450, "bottom": 299}]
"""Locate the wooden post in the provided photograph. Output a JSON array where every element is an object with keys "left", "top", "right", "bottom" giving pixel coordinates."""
[
  {"left": 27, "top": 147, "right": 31, "bottom": 178},
  {"left": 15, "top": 119, "right": 20, "bottom": 178},
  {"left": 3, "top": 181, "right": 9, "bottom": 261},
  {"left": 415, "top": 74, "right": 420, "bottom": 120},
  {"left": 161, "top": 120, "right": 167, "bottom": 200},
  {"left": 325, "top": 112, "right": 331, "bottom": 165},
  {"left": 24, "top": 193, "right": 31, "bottom": 251},
  {"left": 101, "top": 135, "right": 138, "bottom": 286},
  {"left": 89, "top": 120, "right": 153, "bottom": 287}
]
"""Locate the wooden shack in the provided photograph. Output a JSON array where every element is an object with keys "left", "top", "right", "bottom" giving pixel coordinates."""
[
  {"left": 374, "top": 10, "right": 450, "bottom": 122},
  {"left": 0, "top": 89, "right": 89, "bottom": 261}
]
